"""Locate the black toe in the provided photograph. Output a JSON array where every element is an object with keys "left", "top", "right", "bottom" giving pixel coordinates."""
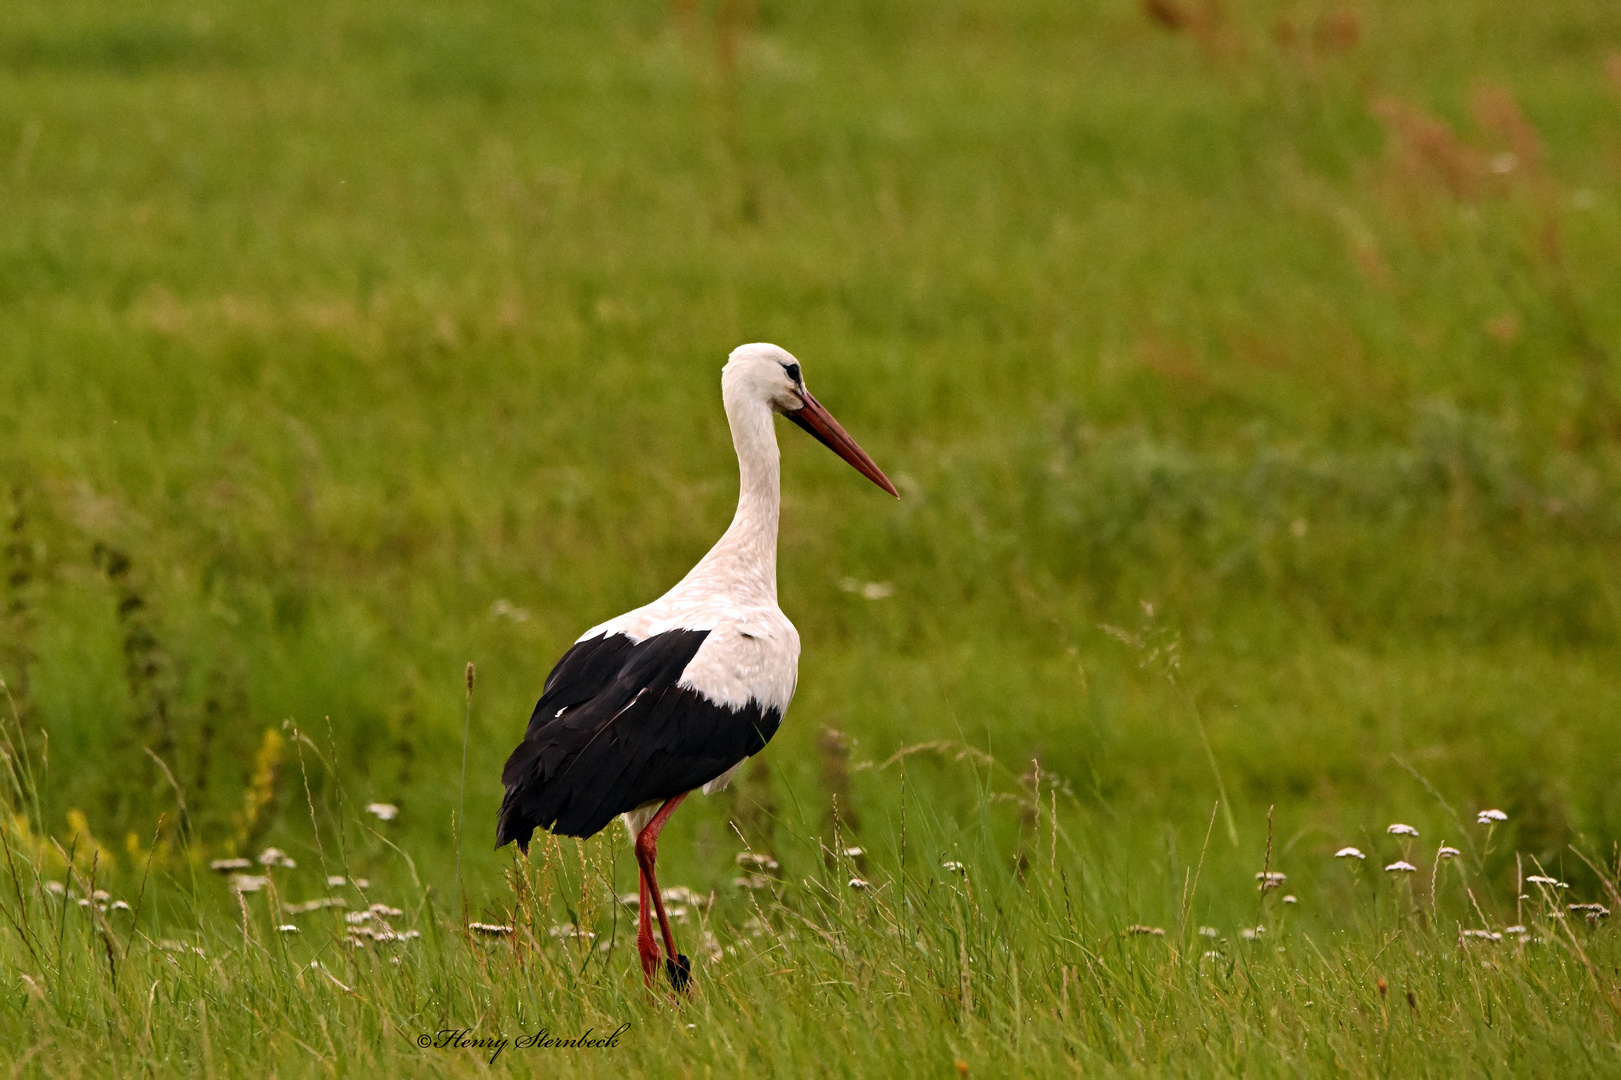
[{"left": 666, "top": 953, "right": 692, "bottom": 993}]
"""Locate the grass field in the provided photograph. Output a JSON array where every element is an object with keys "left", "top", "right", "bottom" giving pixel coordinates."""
[{"left": 2, "top": 0, "right": 1620, "bottom": 1074}]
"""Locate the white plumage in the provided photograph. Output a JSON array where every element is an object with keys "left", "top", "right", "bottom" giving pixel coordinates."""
[{"left": 497, "top": 342, "right": 896, "bottom": 992}]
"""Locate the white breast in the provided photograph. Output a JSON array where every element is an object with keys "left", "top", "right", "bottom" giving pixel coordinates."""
[
  {"left": 581, "top": 596, "right": 800, "bottom": 715},
  {"left": 677, "top": 612, "right": 799, "bottom": 713}
]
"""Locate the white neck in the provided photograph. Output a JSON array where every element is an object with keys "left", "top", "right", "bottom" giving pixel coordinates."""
[{"left": 674, "top": 389, "right": 780, "bottom": 604}]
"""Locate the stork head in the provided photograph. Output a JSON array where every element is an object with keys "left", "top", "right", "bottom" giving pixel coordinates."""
[{"left": 723, "top": 343, "right": 899, "bottom": 498}]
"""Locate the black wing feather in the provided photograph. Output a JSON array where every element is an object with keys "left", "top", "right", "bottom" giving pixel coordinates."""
[{"left": 496, "top": 629, "right": 783, "bottom": 849}]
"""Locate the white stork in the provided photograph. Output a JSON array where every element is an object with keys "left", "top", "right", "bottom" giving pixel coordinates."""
[{"left": 496, "top": 342, "right": 896, "bottom": 991}]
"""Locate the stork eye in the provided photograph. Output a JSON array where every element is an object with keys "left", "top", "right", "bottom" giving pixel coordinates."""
[{"left": 783, "top": 362, "right": 801, "bottom": 384}]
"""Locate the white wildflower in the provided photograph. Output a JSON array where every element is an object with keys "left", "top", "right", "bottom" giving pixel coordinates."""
[
  {"left": 257, "top": 847, "right": 296, "bottom": 869},
  {"left": 283, "top": 897, "right": 347, "bottom": 913},
  {"left": 1386, "top": 824, "right": 1419, "bottom": 837},
  {"left": 44, "top": 881, "right": 65, "bottom": 896},
  {"left": 661, "top": 886, "right": 709, "bottom": 908},
  {"left": 840, "top": 578, "right": 894, "bottom": 600},
  {"left": 1525, "top": 875, "right": 1567, "bottom": 888},
  {"left": 488, "top": 599, "right": 532, "bottom": 622},
  {"left": 326, "top": 875, "right": 347, "bottom": 887},
  {"left": 1126, "top": 925, "right": 1165, "bottom": 936},
  {"left": 368, "top": 903, "right": 404, "bottom": 918},
  {"left": 847, "top": 877, "right": 869, "bottom": 890},
  {"left": 1282, "top": 895, "right": 1298, "bottom": 905},
  {"left": 1198, "top": 926, "right": 1219, "bottom": 938},
  {"left": 941, "top": 860, "right": 966, "bottom": 874},
  {"left": 1241, "top": 926, "right": 1266, "bottom": 940},
  {"left": 1334, "top": 847, "right": 1365, "bottom": 860},
  {"left": 469, "top": 922, "right": 514, "bottom": 935},
  {"left": 229, "top": 874, "right": 268, "bottom": 893},
  {"left": 344, "top": 911, "right": 373, "bottom": 925},
  {"left": 735, "top": 852, "right": 779, "bottom": 872},
  {"left": 1437, "top": 846, "right": 1461, "bottom": 859},
  {"left": 548, "top": 923, "right": 596, "bottom": 941},
  {"left": 1477, "top": 809, "right": 1507, "bottom": 824},
  {"left": 1256, "top": 871, "right": 1286, "bottom": 890},
  {"left": 1460, "top": 929, "right": 1502, "bottom": 942},
  {"left": 366, "top": 803, "right": 399, "bottom": 822},
  {"left": 209, "top": 858, "right": 253, "bottom": 872},
  {"left": 1385, "top": 861, "right": 1418, "bottom": 873},
  {"left": 110, "top": 900, "right": 131, "bottom": 912},
  {"left": 276, "top": 924, "right": 300, "bottom": 934}
]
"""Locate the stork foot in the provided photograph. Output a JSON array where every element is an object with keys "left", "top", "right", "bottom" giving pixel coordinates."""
[{"left": 665, "top": 953, "right": 692, "bottom": 993}]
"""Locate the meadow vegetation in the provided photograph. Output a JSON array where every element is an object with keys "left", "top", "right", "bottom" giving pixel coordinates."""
[{"left": 1, "top": 0, "right": 1619, "bottom": 1074}]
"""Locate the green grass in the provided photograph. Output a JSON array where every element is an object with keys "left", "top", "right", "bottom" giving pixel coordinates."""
[{"left": 1, "top": 0, "right": 1620, "bottom": 1073}]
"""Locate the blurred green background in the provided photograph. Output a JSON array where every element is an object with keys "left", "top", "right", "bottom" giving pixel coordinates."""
[{"left": 1, "top": 0, "right": 1619, "bottom": 914}]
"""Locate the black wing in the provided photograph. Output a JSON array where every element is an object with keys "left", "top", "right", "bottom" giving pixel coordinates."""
[{"left": 496, "top": 629, "right": 782, "bottom": 849}]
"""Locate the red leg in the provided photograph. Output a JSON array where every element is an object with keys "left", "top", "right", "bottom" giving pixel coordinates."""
[
  {"left": 635, "top": 793, "right": 690, "bottom": 992},
  {"left": 635, "top": 863, "right": 659, "bottom": 986}
]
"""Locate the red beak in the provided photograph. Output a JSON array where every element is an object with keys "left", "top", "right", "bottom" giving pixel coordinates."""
[{"left": 786, "top": 390, "right": 899, "bottom": 498}]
